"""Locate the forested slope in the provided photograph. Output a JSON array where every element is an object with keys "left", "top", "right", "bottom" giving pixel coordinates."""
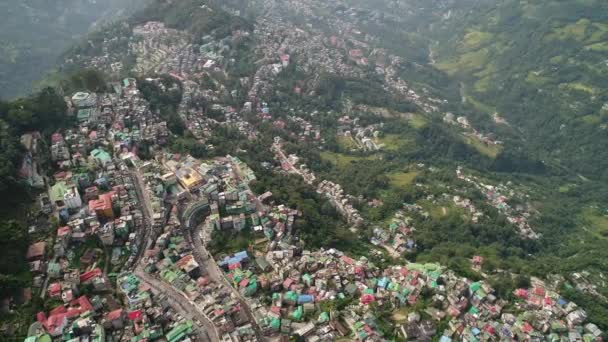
[{"left": 428, "top": 0, "right": 608, "bottom": 180}]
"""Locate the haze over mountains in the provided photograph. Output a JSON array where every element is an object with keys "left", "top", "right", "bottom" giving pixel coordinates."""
[{"left": 0, "top": 0, "right": 149, "bottom": 99}]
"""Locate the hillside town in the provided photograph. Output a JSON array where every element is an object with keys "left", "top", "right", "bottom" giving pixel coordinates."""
[
  {"left": 13, "top": 66, "right": 603, "bottom": 342},
  {"left": 4, "top": 0, "right": 607, "bottom": 341}
]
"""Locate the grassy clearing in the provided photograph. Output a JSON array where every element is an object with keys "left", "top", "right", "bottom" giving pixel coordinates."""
[
  {"left": 581, "top": 115, "right": 601, "bottom": 125},
  {"left": 584, "top": 42, "right": 608, "bottom": 51},
  {"left": 437, "top": 48, "right": 490, "bottom": 75},
  {"left": 587, "top": 22, "right": 608, "bottom": 43},
  {"left": 337, "top": 136, "right": 359, "bottom": 150},
  {"left": 470, "top": 62, "right": 498, "bottom": 93},
  {"left": 474, "top": 76, "right": 492, "bottom": 92},
  {"left": 320, "top": 151, "right": 377, "bottom": 169},
  {"left": 377, "top": 134, "right": 414, "bottom": 151},
  {"left": 462, "top": 30, "right": 494, "bottom": 50},
  {"left": 559, "top": 82, "right": 597, "bottom": 95},
  {"left": 391, "top": 307, "right": 411, "bottom": 324},
  {"left": 526, "top": 71, "right": 552, "bottom": 85},
  {"left": 463, "top": 90, "right": 497, "bottom": 117},
  {"left": 462, "top": 134, "right": 501, "bottom": 158},
  {"left": 546, "top": 19, "right": 590, "bottom": 41},
  {"left": 581, "top": 207, "right": 608, "bottom": 239},
  {"left": 558, "top": 184, "right": 577, "bottom": 193},
  {"left": 388, "top": 171, "right": 418, "bottom": 189},
  {"left": 407, "top": 114, "right": 428, "bottom": 129},
  {"left": 419, "top": 200, "right": 459, "bottom": 220}
]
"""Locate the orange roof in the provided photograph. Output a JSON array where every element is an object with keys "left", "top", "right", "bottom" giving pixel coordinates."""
[
  {"left": 80, "top": 268, "right": 102, "bottom": 283},
  {"left": 175, "top": 254, "right": 194, "bottom": 268},
  {"left": 88, "top": 192, "right": 114, "bottom": 212},
  {"left": 106, "top": 309, "right": 123, "bottom": 321}
]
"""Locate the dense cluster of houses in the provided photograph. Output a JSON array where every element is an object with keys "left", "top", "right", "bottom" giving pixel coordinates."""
[
  {"left": 370, "top": 209, "right": 416, "bottom": 257},
  {"left": 209, "top": 228, "right": 605, "bottom": 342},
  {"left": 21, "top": 81, "right": 201, "bottom": 342},
  {"left": 272, "top": 139, "right": 363, "bottom": 226},
  {"left": 15, "top": 0, "right": 608, "bottom": 339},
  {"left": 337, "top": 115, "right": 384, "bottom": 152},
  {"left": 456, "top": 167, "right": 538, "bottom": 239},
  {"left": 444, "top": 113, "right": 503, "bottom": 147}
]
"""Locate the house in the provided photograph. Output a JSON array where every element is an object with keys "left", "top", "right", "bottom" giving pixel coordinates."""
[
  {"left": 47, "top": 283, "right": 61, "bottom": 298},
  {"left": 104, "top": 309, "right": 125, "bottom": 330},
  {"left": 90, "top": 149, "right": 112, "bottom": 167},
  {"left": 49, "top": 182, "right": 74, "bottom": 209},
  {"left": 71, "top": 92, "right": 96, "bottom": 108},
  {"left": 88, "top": 192, "right": 115, "bottom": 219},
  {"left": 26, "top": 242, "right": 46, "bottom": 261}
]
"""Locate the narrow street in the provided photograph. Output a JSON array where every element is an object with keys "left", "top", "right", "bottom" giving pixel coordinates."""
[
  {"left": 130, "top": 173, "right": 221, "bottom": 342},
  {"left": 127, "top": 169, "right": 155, "bottom": 269},
  {"left": 184, "top": 205, "right": 266, "bottom": 341},
  {"left": 134, "top": 269, "right": 218, "bottom": 342}
]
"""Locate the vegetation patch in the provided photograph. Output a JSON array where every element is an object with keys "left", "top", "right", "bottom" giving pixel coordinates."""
[
  {"left": 462, "top": 30, "right": 494, "bottom": 50},
  {"left": 584, "top": 42, "right": 608, "bottom": 51},
  {"left": 474, "top": 76, "right": 492, "bottom": 93},
  {"left": 546, "top": 19, "right": 590, "bottom": 41},
  {"left": 337, "top": 136, "right": 358, "bottom": 150},
  {"left": 388, "top": 171, "right": 418, "bottom": 189},
  {"left": 558, "top": 184, "right": 577, "bottom": 193},
  {"left": 377, "top": 134, "right": 414, "bottom": 151},
  {"left": 407, "top": 114, "right": 428, "bottom": 129},
  {"left": 526, "top": 71, "right": 552, "bottom": 85},
  {"left": 587, "top": 22, "right": 608, "bottom": 43},
  {"left": 581, "top": 207, "right": 608, "bottom": 238},
  {"left": 320, "top": 151, "right": 377, "bottom": 169},
  {"left": 463, "top": 91, "right": 498, "bottom": 117},
  {"left": 436, "top": 48, "right": 490, "bottom": 75},
  {"left": 462, "top": 134, "right": 501, "bottom": 158},
  {"left": 559, "top": 82, "right": 597, "bottom": 95},
  {"left": 581, "top": 115, "right": 601, "bottom": 125},
  {"left": 419, "top": 200, "right": 459, "bottom": 220}
]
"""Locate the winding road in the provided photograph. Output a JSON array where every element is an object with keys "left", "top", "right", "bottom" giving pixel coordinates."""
[
  {"left": 129, "top": 169, "right": 221, "bottom": 342},
  {"left": 134, "top": 268, "right": 218, "bottom": 342},
  {"left": 182, "top": 202, "right": 266, "bottom": 341}
]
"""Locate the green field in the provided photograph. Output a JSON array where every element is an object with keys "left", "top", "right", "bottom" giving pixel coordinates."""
[
  {"left": 388, "top": 171, "right": 418, "bottom": 189},
  {"left": 320, "top": 151, "right": 377, "bottom": 169},
  {"left": 526, "top": 71, "right": 552, "bottom": 85},
  {"left": 462, "top": 135, "right": 501, "bottom": 158},
  {"left": 437, "top": 48, "right": 490, "bottom": 75},
  {"left": 546, "top": 19, "right": 590, "bottom": 41},
  {"left": 558, "top": 183, "right": 577, "bottom": 193},
  {"left": 462, "top": 30, "right": 494, "bottom": 50},
  {"left": 377, "top": 134, "right": 414, "bottom": 151},
  {"left": 585, "top": 42, "right": 608, "bottom": 51},
  {"left": 581, "top": 207, "right": 608, "bottom": 239},
  {"left": 337, "top": 136, "right": 359, "bottom": 150},
  {"left": 418, "top": 200, "right": 459, "bottom": 220},
  {"left": 588, "top": 22, "right": 608, "bottom": 42},
  {"left": 559, "top": 82, "right": 598, "bottom": 95},
  {"left": 407, "top": 114, "right": 428, "bottom": 129}
]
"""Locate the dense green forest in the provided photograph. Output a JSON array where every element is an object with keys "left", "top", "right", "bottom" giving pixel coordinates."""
[
  {"left": 336, "top": 0, "right": 608, "bottom": 182},
  {"left": 428, "top": 0, "right": 608, "bottom": 181}
]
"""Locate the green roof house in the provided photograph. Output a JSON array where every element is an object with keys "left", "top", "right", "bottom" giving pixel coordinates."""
[{"left": 90, "top": 149, "right": 111, "bottom": 167}]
